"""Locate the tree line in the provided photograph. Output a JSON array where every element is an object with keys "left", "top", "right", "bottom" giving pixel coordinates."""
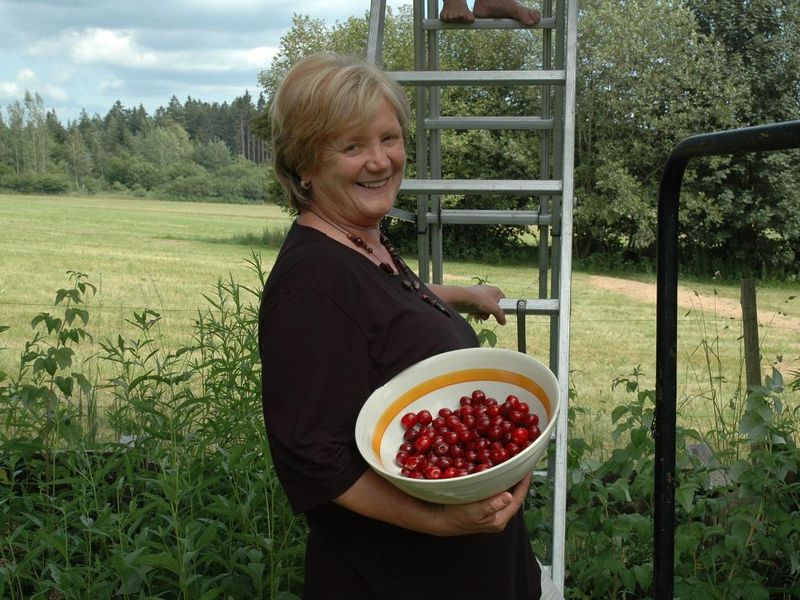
[
  {"left": 1, "top": 0, "right": 798, "bottom": 278},
  {"left": 0, "top": 90, "right": 270, "bottom": 203},
  {"left": 254, "top": 0, "right": 800, "bottom": 279}
]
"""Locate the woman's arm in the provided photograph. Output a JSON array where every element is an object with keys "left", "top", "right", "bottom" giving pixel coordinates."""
[
  {"left": 427, "top": 283, "right": 507, "bottom": 325},
  {"left": 334, "top": 468, "right": 530, "bottom": 536}
]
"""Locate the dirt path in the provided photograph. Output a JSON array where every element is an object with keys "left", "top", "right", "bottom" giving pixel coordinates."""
[{"left": 586, "top": 274, "right": 800, "bottom": 330}]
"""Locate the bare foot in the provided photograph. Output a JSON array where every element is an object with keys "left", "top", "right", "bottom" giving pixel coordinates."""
[
  {"left": 473, "top": 0, "right": 541, "bottom": 26},
  {"left": 440, "top": 0, "right": 475, "bottom": 23}
]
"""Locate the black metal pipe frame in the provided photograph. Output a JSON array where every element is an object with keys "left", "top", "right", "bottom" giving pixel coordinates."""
[{"left": 654, "top": 119, "right": 800, "bottom": 599}]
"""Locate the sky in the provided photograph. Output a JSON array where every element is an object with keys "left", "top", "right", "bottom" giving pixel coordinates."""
[{"left": 0, "top": 0, "right": 409, "bottom": 123}]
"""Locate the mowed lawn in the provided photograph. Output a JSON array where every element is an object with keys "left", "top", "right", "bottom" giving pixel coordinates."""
[
  {"left": 2, "top": 193, "right": 799, "bottom": 442},
  {"left": 1, "top": 194, "right": 289, "bottom": 356}
]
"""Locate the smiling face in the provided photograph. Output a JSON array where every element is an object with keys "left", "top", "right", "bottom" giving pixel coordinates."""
[{"left": 302, "top": 98, "right": 406, "bottom": 229}]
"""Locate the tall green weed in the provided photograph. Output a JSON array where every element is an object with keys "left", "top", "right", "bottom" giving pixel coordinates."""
[
  {"left": 2, "top": 265, "right": 798, "bottom": 598},
  {"left": 0, "top": 259, "right": 306, "bottom": 599}
]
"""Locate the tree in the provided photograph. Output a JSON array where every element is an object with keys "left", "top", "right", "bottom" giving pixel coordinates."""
[
  {"left": 24, "top": 91, "right": 51, "bottom": 174},
  {"left": 683, "top": 0, "right": 800, "bottom": 277},
  {"left": 64, "top": 127, "right": 93, "bottom": 190},
  {"left": 573, "top": 0, "right": 748, "bottom": 262},
  {"left": 5, "top": 101, "right": 25, "bottom": 175},
  {"left": 130, "top": 122, "right": 191, "bottom": 171}
]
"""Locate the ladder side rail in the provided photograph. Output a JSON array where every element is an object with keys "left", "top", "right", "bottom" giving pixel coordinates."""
[
  {"left": 367, "top": 0, "right": 387, "bottom": 65},
  {"left": 550, "top": 0, "right": 578, "bottom": 591},
  {"left": 539, "top": 0, "right": 554, "bottom": 303},
  {"left": 548, "top": 0, "right": 566, "bottom": 373},
  {"left": 414, "top": 0, "right": 431, "bottom": 282},
  {"left": 428, "top": 0, "right": 445, "bottom": 285},
  {"left": 538, "top": 0, "right": 557, "bottom": 574}
]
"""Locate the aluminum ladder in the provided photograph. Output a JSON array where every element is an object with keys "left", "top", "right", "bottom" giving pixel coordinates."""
[{"left": 367, "top": 0, "right": 577, "bottom": 591}]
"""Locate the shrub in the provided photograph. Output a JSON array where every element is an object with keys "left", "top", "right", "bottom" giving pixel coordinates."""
[
  {"left": 2, "top": 266, "right": 798, "bottom": 599},
  {"left": 529, "top": 368, "right": 800, "bottom": 599}
]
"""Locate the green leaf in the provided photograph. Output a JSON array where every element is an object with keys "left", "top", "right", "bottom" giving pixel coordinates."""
[
  {"left": 55, "top": 375, "right": 73, "bottom": 398},
  {"left": 633, "top": 563, "right": 651, "bottom": 590},
  {"left": 611, "top": 405, "right": 628, "bottom": 423},
  {"left": 138, "top": 552, "right": 182, "bottom": 575},
  {"left": 73, "top": 372, "right": 93, "bottom": 395},
  {"left": 54, "top": 347, "right": 74, "bottom": 370}
]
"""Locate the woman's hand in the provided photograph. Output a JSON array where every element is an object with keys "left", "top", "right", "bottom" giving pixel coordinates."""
[
  {"left": 428, "top": 283, "right": 507, "bottom": 325},
  {"left": 433, "top": 473, "right": 531, "bottom": 535}
]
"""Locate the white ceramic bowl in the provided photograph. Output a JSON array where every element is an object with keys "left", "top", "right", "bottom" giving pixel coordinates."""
[{"left": 355, "top": 347, "right": 560, "bottom": 504}]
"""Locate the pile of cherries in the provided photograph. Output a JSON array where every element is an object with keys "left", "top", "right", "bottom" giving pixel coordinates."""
[{"left": 395, "top": 389, "right": 541, "bottom": 480}]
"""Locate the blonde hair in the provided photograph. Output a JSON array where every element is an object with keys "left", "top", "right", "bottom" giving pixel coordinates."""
[{"left": 270, "top": 53, "right": 410, "bottom": 212}]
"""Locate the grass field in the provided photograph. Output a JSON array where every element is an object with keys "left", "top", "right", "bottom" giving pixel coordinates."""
[{"left": 2, "top": 193, "right": 799, "bottom": 443}]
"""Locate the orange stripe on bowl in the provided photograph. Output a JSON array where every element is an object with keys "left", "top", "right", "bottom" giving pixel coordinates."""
[{"left": 371, "top": 368, "right": 552, "bottom": 458}]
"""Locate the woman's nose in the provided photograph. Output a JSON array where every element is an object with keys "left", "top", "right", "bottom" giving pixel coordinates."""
[{"left": 366, "top": 144, "right": 391, "bottom": 170}]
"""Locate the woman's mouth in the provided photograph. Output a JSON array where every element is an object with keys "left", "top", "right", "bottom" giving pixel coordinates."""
[{"left": 358, "top": 178, "right": 390, "bottom": 189}]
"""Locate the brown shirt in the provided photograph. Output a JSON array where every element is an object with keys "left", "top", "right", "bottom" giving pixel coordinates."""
[{"left": 259, "top": 222, "right": 541, "bottom": 599}]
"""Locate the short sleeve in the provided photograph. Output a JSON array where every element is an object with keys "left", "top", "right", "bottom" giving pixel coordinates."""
[{"left": 259, "top": 286, "right": 373, "bottom": 513}]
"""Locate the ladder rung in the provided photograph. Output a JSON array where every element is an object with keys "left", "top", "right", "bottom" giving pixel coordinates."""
[
  {"left": 425, "top": 116, "right": 553, "bottom": 130},
  {"left": 422, "top": 16, "right": 557, "bottom": 30},
  {"left": 390, "top": 70, "right": 565, "bottom": 86},
  {"left": 387, "top": 207, "right": 416, "bottom": 223},
  {"left": 399, "top": 179, "right": 562, "bottom": 195},
  {"left": 499, "top": 298, "right": 560, "bottom": 316},
  {"left": 429, "top": 209, "right": 551, "bottom": 226}
]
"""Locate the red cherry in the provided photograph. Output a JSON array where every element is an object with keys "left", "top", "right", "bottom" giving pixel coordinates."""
[
  {"left": 395, "top": 451, "right": 410, "bottom": 466},
  {"left": 487, "top": 425, "right": 503, "bottom": 441},
  {"left": 424, "top": 465, "right": 442, "bottom": 479},
  {"left": 396, "top": 389, "right": 543, "bottom": 479},
  {"left": 491, "top": 447, "right": 509, "bottom": 463},
  {"left": 417, "top": 410, "right": 433, "bottom": 426},
  {"left": 457, "top": 428, "right": 474, "bottom": 444},
  {"left": 405, "top": 455, "right": 424, "bottom": 472},
  {"left": 414, "top": 435, "right": 432, "bottom": 453},
  {"left": 400, "top": 412, "right": 418, "bottom": 429},
  {"left": 511, "top": 427, "right": 530, "bottom": 445}
]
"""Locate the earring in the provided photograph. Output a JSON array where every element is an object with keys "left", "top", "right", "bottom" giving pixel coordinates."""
[{"left": 300, "top": 180, "right": 310, "bottom": 190}]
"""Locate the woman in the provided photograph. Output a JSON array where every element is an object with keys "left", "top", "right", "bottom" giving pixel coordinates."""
[{"left": 260, "top": 53, "right": 558, "bottom": 599}]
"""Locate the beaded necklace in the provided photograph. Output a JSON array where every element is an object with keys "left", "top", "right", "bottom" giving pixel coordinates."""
[{"left": 308, "top": 209, "right": 451, "bottom": 318}]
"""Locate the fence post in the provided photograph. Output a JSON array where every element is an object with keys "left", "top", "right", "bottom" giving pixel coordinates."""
[{"left": 740, "top": 278, "right": 761, "bottom": 391}]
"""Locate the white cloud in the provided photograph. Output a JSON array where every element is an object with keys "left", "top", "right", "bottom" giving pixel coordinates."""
[
  {"left": 0, "top": 69, "right": 40, "bottom": 99},
  {"left": 0, "top": 82, "right": 20, "bottom": 97},
  {"left": 17, "top": 68, "right": 36, "bottom": 82},
  {"left": 99, "top": 78, "right": 124, "bottom": 92},
  {"left": 44, "top": 84, "right": 69, "bottom": 101},
  {"left": 29, "top": 27, "right": 276, "bottom": 73},
  {"left": 73, "top": 28, "right": 159, "bottom": 67}
]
